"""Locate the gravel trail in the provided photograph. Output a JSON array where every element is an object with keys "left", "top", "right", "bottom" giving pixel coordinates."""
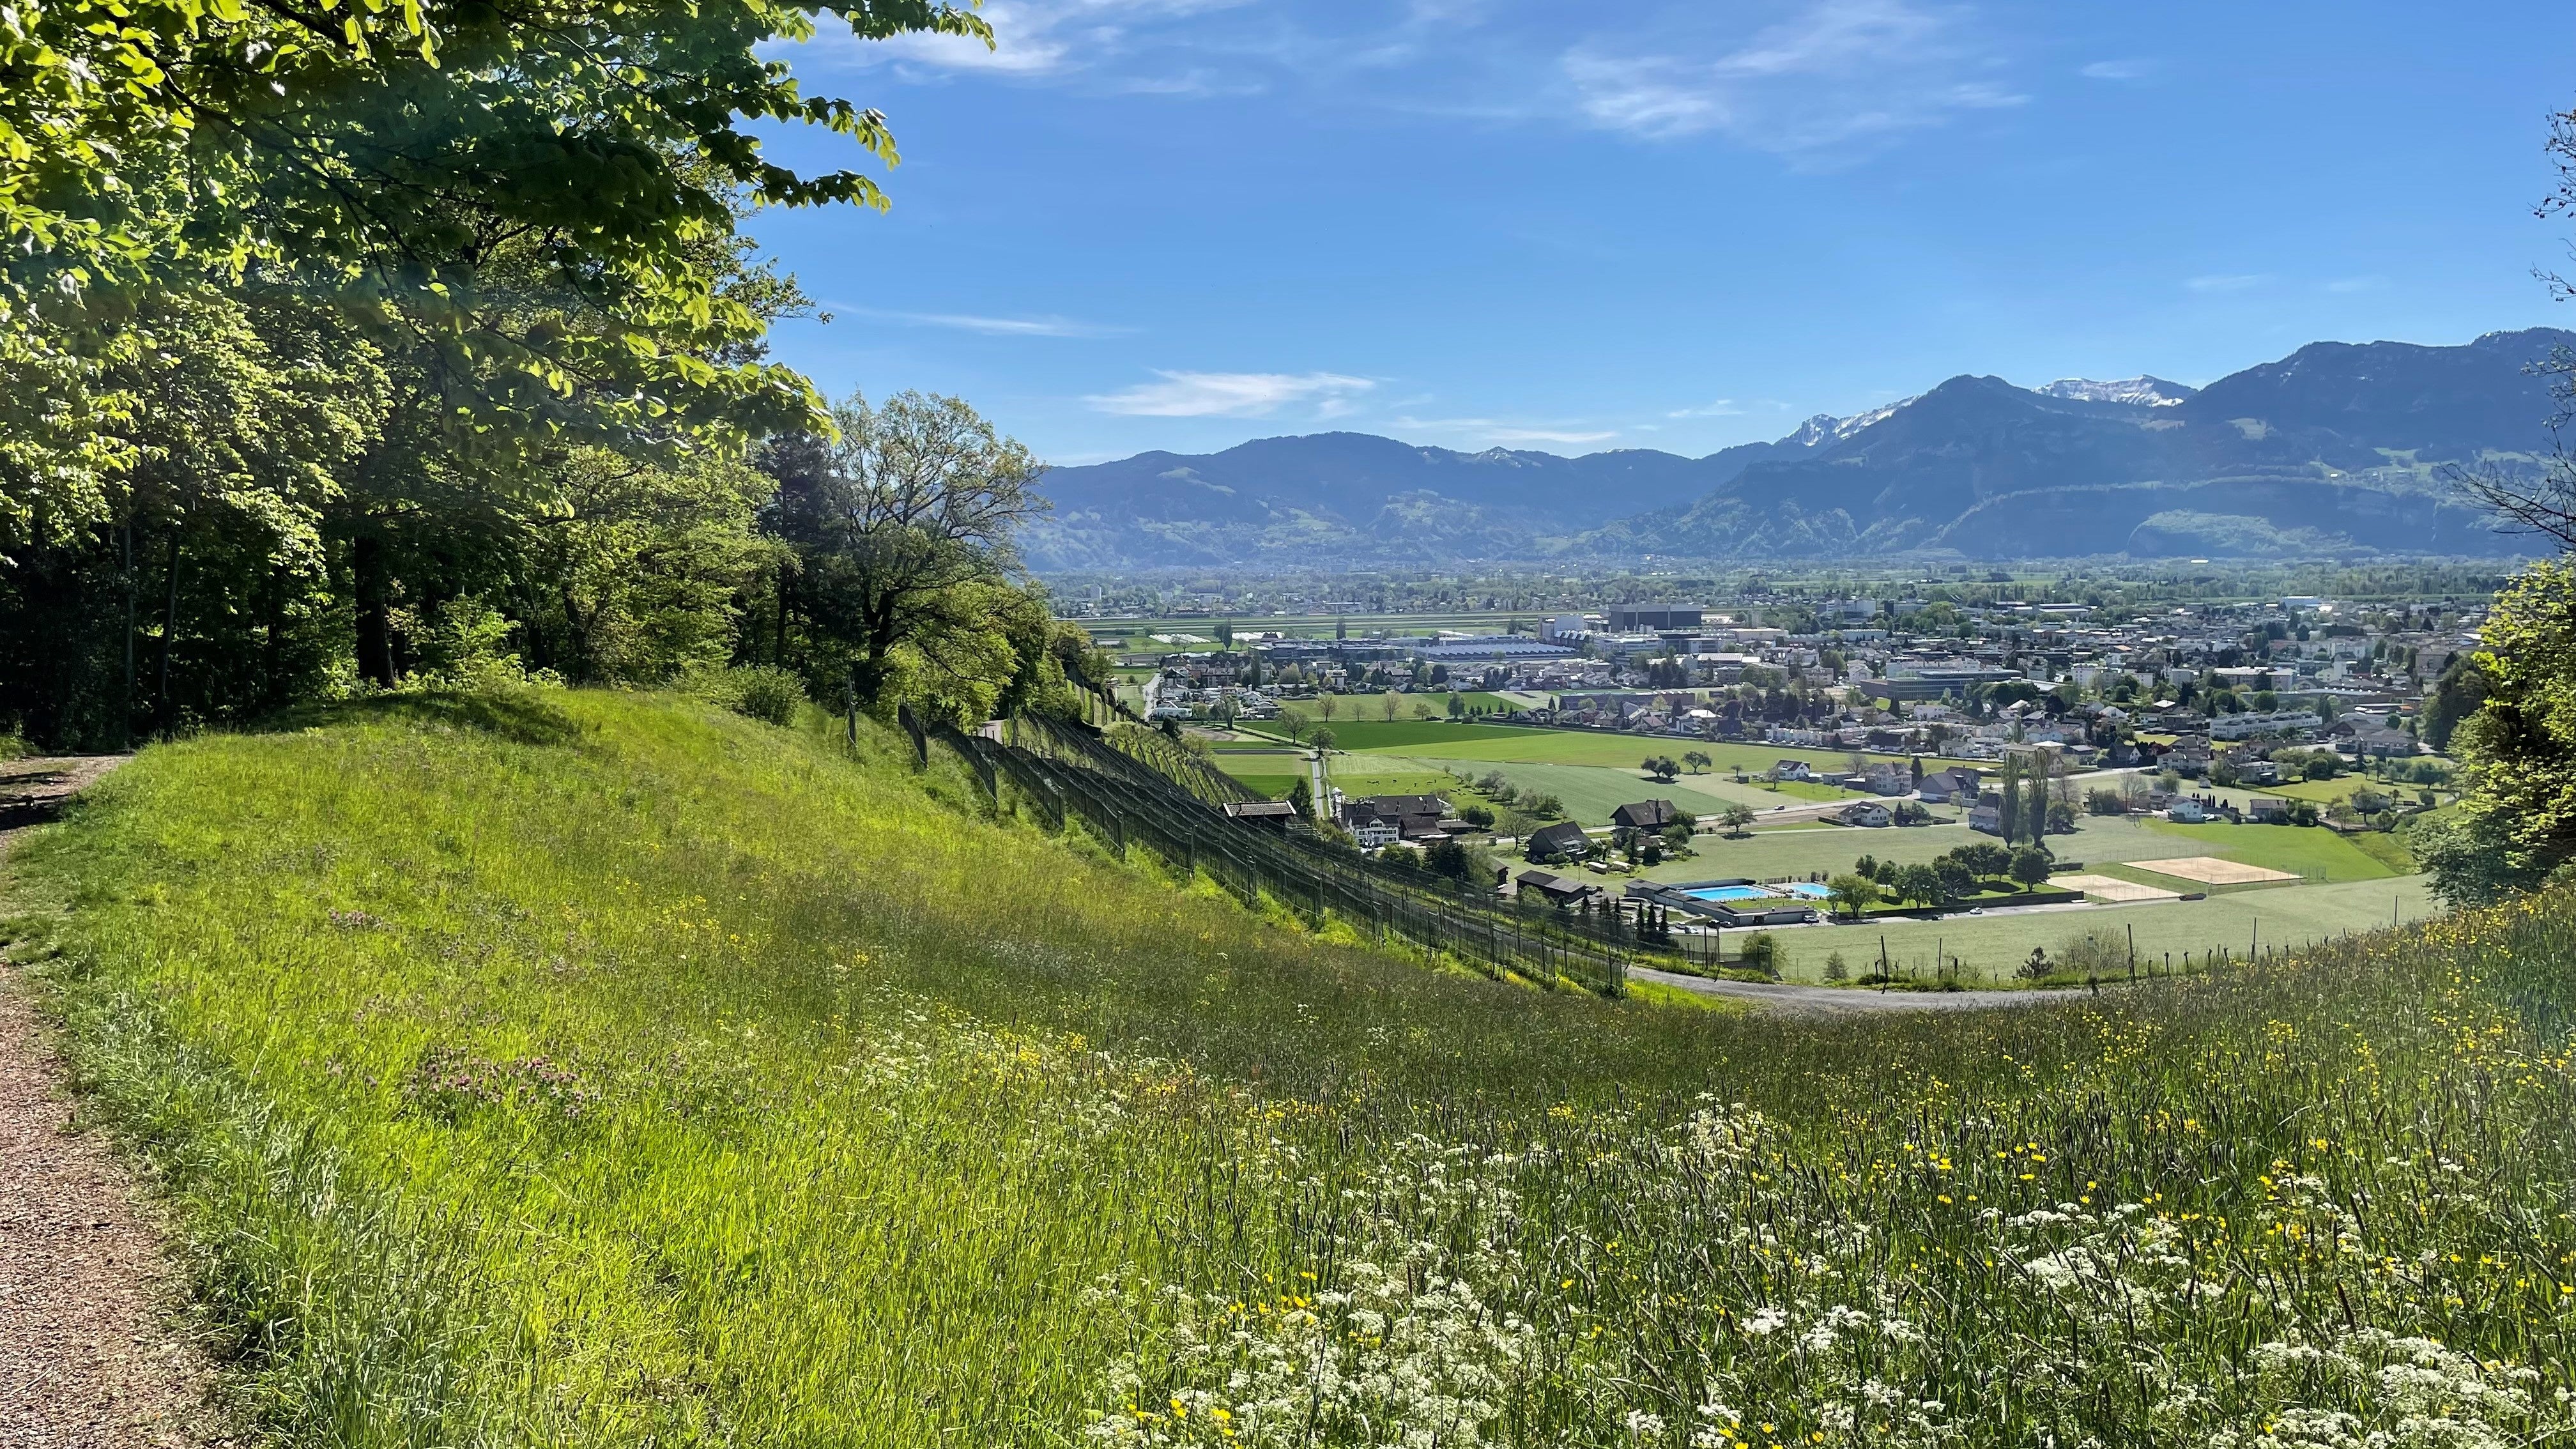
[{"left": 0, "top": 756, "right": 215, "bottom": 1448}]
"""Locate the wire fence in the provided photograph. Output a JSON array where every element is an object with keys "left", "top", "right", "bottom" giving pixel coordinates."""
[{"left": 932, "top": 711, "right": 1667, "bottom": 995}]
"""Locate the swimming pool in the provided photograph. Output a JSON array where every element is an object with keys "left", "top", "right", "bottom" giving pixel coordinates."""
[
  {"left": 1779, "top": 882, "right": 1832, "bottom": 900},
  {"left": 1684, "top": 885, "right": 1769, "bottom": 903}
]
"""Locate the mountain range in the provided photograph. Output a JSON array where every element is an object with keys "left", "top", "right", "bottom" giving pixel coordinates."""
[{"left": 1020, "top": 328, "right": 2575, "bottom": 569}]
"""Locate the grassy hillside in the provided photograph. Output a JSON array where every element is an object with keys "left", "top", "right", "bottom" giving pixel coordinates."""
[{"left": 8, "top": 689, "right": 2576, "bottom": 1447}]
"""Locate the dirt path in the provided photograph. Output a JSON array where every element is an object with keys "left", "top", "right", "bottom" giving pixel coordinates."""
[
  {"left": 1632, "top": 963, "right": 2096, "bottom": 1015},
  {"left": 0, "top": 756, "right": 215, "bottom": 1448}
]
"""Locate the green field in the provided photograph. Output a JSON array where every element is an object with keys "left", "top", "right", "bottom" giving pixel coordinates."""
[
  {"left": 10, "top": 689, "right": 2576, "bottom": 1447},
  {"left": 2135, "top": 819, "right": 2408, "bottom": 882},
  {"left": 1255, "top": 716, "right": 1538, "bottom": 751},
  {"left": 1752, "top": 874, "right": 2441, "bottom": 984},
  {"left": 1354, "top": 725, "right": 1959, "bottom": 776}
]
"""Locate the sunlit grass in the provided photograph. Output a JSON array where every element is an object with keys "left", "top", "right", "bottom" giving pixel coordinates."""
[{"left": 6, "top": 689, "right": 2574, "bottom": 1447}]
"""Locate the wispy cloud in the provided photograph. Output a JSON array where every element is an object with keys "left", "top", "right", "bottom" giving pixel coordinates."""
[
  {"left": 2186, "top": 273, "right": 2270, "bottom": 294},
  {"left": 2079, "top": 58, "right": 2154, "bottom": 81},
  {"left": 798, "top": 0, "right": 1254, "bottom": 82},
  {"left": 1561, "top": 0, "right": 2025, "bottom": 159},
  {"left": 850, "top": 307, "right": 1131, "bottom": 337},
  {"left": 1088, "top": 370, "right": 1376, "bottom": 417},
  {"left": 1667, "top": 399, "right": 1744, "bottom": 418},
  {"left": 2324, "top": 275, "right": 2389, "bottom": 294}
]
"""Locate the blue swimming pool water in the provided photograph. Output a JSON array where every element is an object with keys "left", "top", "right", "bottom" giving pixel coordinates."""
[
  {"left": 1780, "top": 882, "right": 1832, "bottom": 900},
  {"left": 1685, "top": 885, "right": 1768, "bottom": 902}
]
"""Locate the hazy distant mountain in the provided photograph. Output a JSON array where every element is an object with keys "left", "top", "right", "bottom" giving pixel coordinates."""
[{"left": 1023, "top": 329, "right": 2573, "bottom": 569}]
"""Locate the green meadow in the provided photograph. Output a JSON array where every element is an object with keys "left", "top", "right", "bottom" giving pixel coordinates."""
[{"left": 6, "top": 690, "right": 2575, "bottom": 1448}]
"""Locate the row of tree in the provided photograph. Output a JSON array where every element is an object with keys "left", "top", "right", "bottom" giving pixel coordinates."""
[{"left": 0, "top": 1, "right": 1093, "bottom": 748}]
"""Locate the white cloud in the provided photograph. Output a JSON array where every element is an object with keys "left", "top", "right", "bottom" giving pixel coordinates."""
[
  {"left": 2079, "top": 58, "right": 2154, "bottom": 81},
  {"left": 1088, "top": 370, "right": 1376, "bottom": 417},
  {"left": 1562, "top": 0, "right": 2026, "bottom": 157},
  {"left": 856, "top": 309, "right": 1130, "bottom": 337},
  {"left": 1667, "top": 399, "right": 1743, "bottom": 418},
  {"left": 800, "top": 0, "right": 1252, "bottom": 81},
  {"left": 2324, "top": 275, "right": 2389, "bottom": 294},
  {"left": 2186, "top": 273, "right": 2269, "bottom": 293}
]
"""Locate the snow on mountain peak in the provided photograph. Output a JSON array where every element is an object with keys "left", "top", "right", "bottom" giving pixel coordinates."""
[
  {"left": 2035, "top": 376, "right": 2196, "bottom": 406},
  {"left": 1787, "top": 396, "right": 1918, "bottom": 448}
]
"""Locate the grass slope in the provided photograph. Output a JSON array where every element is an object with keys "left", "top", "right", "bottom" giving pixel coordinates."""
[{"left": 8, "top": 689, "right": 2576, "bottom": 1448}]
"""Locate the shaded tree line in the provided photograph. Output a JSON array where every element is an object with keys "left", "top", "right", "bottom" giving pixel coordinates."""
[{"left": 0, "top": 0, "right": 1095, "bottom": 748}]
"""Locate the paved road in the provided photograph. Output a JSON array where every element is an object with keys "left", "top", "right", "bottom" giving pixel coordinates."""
[{"left": 1634, "top": 963, "right": 2096, "bottom": 1015}]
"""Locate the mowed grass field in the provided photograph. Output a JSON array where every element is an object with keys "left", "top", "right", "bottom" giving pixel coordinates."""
[
  {"left": 1747, "top": 875, "right": 2442, "bottom": 985},
  {"left": 10, "top": 689, "right": 2576, "bottom": 1448}
]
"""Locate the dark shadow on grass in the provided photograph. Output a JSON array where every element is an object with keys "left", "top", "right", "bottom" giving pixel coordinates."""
[{"left": 257, "top": 689, "right": 582, "bottom": 747}]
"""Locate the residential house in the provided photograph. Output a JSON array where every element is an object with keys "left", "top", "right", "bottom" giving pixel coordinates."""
[
  {"left": 1611, "top": 799, "right": 1685, "bottom": 832},
  {"left": 1770, "top": 760, "right": 1814, "bottom": 781},
  {"left": 1967, "top": 793, "right": 2005, "bottom": 836},
  {"left": 2247, "top": 796, "right": 2292, "bottom": 824},
  {"left": 2166, "top": 797, "right": 2210, "bottom": 824},
  {"left": 2209, "top": 709, "right": 2324, "bottom": 741},
  {"left": 1524, "top": 821, "right": 1592, "bottom": 862},
  {"left": 1336, "top": 805, "right": 1403, "bottom": 849},
  {"left": 1917, "top": 767, "right": 1981, "bottom": 805},
  {"left": 1839, "top": 801, "right": 1893, "bottom": 828},
  {"left": 1862, "top": 762, "right": 1912, "bottom": 796},
  {"left": 1338, "top": 793, "right": 1452, "bottom": 845}
]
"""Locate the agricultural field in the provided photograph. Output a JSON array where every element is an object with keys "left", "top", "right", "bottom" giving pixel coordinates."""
[
  {"left": 1344, "top": 723, "right": 1968, "bottom": 776},
  {"left": 1742, "top": 875, "right": 2443, "bottom": 985},
  {"left": 7, "top": 689, "right": 2576, "bottom": 1448},
  {"left": 2136, "top": 819, "right": 2411, "bottom": 882}
]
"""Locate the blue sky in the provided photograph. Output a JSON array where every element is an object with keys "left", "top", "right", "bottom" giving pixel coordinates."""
[{"left": 750, "top": 1, "right": 2576, "bottom": 463}]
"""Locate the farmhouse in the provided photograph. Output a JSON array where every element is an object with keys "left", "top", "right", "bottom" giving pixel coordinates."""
[
  {"left": 1838, "top": 801, "right": 1893, "bottom": 828},
  {"left": 1770, "top": 760, "right": 1814, "bottom": 781},
  {"left": 1967, "top": 793, "right": 2005, "bottom": 835},
  {"left": 1916, "top": 767, "right": 1981, "bottom": 805},
  {"left": 1611, "top": 799, "right": 1684, "bottom": 831},
  {"left": 1337, "top": 793, "right": 1452, "bottom": 846},
  {"left": 1524, "top": 820, "right": 1592, "bottom": 862}
]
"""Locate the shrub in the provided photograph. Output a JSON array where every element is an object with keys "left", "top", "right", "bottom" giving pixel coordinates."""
[
  {"left": 1736, "top": 931, "right": 1779, "bottom": 977},
  {"left": 684, "top": 664, "right": 808, "bottom": 726}
]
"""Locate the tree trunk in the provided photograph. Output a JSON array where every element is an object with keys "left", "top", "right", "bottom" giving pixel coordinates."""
[
  {"left": 157, "top": 526, "right": 181, "bottom": 732},
  {"left": 772, "top": 564, "right": 789, "bottom": 666},
  {"left": 264, "top": 558, "right": 288, "bottom": 711},
  {"left": 121, "top": 519, "right": 137, "bottom": 747},
  {"left": 354, "top": 533, "right": 395, "bottom": 687}
]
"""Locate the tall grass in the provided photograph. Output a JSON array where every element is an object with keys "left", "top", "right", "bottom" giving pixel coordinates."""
[{"left": 6, "top": 688, "right": 2574, "bottom": 1446}]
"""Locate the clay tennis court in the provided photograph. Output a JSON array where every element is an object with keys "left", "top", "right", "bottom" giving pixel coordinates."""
[
  {"left": 2127, "top": 855, "right": 2299, "bottom": 885},
  {"left": 2053, "top": 873, "right": 2185, "bottom": 903}
]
